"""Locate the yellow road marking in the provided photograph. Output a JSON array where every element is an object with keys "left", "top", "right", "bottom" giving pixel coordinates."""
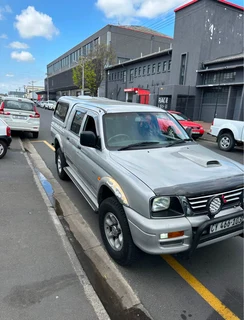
[
  {"left": 32, "top": 140, "right": 55, "bottom": 151},
  {"left": 162, "top": 255, "right": 240, "bottom": 320}
]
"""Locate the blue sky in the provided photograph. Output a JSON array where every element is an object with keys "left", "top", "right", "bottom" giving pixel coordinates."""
[{"left": 0, "top": 0, "right": 243, "bottom": 94}]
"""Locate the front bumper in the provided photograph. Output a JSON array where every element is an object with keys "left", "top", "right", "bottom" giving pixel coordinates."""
[{"left": 124, "top": 206, "right": 243, "bottom": 255}]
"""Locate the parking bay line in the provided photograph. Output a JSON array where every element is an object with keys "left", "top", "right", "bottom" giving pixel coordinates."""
[
  {"left": 162, "top": 255, "right": 240, "bottom": 320},
  {"left": 32, "top": 140, "right": 240, "bottom": 320},
  {"left": 32, "top": 140, "right": 55, "bottom": 151}
]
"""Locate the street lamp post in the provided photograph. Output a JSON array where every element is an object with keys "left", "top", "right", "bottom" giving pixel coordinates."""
[
  {"left": 74, "top": 59, "right": 85, "bottom": 95},
  {"left": 45, "top": 73, "right": 49, "bottom": 101}
]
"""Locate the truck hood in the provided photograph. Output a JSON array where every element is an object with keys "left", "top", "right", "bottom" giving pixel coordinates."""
[{"left": 109, "top": 144, "right": 244, "bottom": 194}]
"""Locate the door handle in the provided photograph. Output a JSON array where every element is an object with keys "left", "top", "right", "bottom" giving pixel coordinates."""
[
  {"left": 67, "top": 137, "right": 70, "bottom": 140},
  {"left": 77, "top": 145, "right": 81, "bottom": 150}
]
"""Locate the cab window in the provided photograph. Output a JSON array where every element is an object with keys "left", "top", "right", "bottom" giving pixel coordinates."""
[
  {"left": 83, "top": 115, "right": 97, "bottom": 136},
  {"left": 54, "top": 102, "right": 69, "bottom": 122},
  {"left": 70, "top": 110, "right": 85, "bottom": 135}
]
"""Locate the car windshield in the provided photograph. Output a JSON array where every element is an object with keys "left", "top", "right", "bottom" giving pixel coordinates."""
[
  {"left": 170, "top": 112, "right": 189, "bottom": 121},
  {"left": 103, "top": 112, "right": 191, "bottom": 150},
  {"left": 4, "top": 99, "right": 34, "bottom": 111}
]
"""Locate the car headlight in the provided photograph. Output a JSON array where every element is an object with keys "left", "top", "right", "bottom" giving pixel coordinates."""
[
  {"left": 151, "top": 196, "right": 185, "bottom": 218},
  {"left": 152, "top": 196, "right": 170, "bottom": 212}
]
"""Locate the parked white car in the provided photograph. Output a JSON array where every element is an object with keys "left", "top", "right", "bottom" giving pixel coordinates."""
[
  {"left": 0, "top": 97, "right": 40, "bottom": 138},
  {"left": 43, "top": 100, "right": 56, "bottom": 110},
  {"left": 0, "top": 117, "right": 12, "bottom": 159},
  {"left": 210, "top": 118, "right": 244, "bottom": 151}
]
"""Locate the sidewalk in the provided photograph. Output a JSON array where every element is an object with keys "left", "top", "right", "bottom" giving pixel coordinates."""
[{"left": 0, "top": 138, "right": 109, "bottom": 320}]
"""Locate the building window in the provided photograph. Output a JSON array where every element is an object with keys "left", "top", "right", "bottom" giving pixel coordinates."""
[
  {"left": 117, "top": 72, "right": 120, "bottom": 80},
  {"left": 138, "top": 67, "right": 141, "bottom": 76},
  {"left": 134, "top": 68, "right": 137, "bottom": 77},
  {"left": 129, "top": 69, "right": 134, "bottom": 82},
  {"left": 147, "top": 65, "right": 151, "bottom": 74},
  {"left": 143, "top": 66, "right": 146, "bottom": 75},
  {"left": 152, "top": 64, "right": 156, "bottom": 74},
  {"left": 168, "top": 60, "right": 171, "bottom": 71},
  {"left": 179, "top": 53, "right": 187, "bottom": 85},
  {"left": 123, "top": 70, "right": 126, "bottom": 82},
  {"left": 120, "top": 71, "right": 123, "bottom": 79},
  {"left": 112, "top": 73, "right": 114, "bottom": 81},
  {"left": 203, "top": 71, "right": 236, "bottom": 85},
  {"left": 157, "top": 62, "right": 161, "bottom": 73},
  {"left": 163, "top": 61, "right": 167, "bottom": 72}
]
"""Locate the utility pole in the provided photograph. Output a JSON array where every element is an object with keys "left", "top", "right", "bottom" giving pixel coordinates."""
[
  {"left": 81, "top": 58, "right": 85, "bottom": 95},
  {"left": 46, "top": 73, "right": 49, "bottom": 101}
]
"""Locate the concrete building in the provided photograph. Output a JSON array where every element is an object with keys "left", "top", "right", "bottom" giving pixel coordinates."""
[
  {"left": 106, "top": 0, "right": 244, "bottom": 121},
  {"left": 44, "top": 25, "right": 173, "bottom": 100},
  {"left": 8, "top": 91, "right": 26, "bottom": 98},
  {"left": 25, "top": 85, "right": 44, "bottom": 100}
]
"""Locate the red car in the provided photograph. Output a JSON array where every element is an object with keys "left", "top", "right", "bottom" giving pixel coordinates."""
[{"left": 168, "top": 111, "right": 205, "bottom": 139}]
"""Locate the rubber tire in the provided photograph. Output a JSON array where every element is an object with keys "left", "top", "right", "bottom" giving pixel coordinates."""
[
  {"left": 33, "top": 132, "right": 39, "bottom": 139},
  {"left": 99, "top": 197, "right": 140, "bottom": 266},
  {"left": 0, "top": 140, "right": 7, "bottom": 159},
  {"left": 218, "top": 133, "right": 235, "bottom": 152},
  {"left": 56, "top": 148, "right": 69, "bottom": 180}
]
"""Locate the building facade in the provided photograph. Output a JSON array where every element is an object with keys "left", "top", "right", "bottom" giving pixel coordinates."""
[
  {"left": 106, "top": 0, "right": 244, "bottom": 121},
  {"left": 45, "top": 25, "right": 173, "bottom": 100},
  {"left": 25, "top": 85, "right": 44, "bottom": 100}
]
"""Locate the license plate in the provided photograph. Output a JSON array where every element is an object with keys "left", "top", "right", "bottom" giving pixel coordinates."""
[
  {"left": 192, "top": 131, "right": 200, "bottom": 133},
  {"left": 13, "top": 115, "right": 27, "bottom": 120},
  {"left": 210, "top": 216, "right": 243, "bottom": 234}
]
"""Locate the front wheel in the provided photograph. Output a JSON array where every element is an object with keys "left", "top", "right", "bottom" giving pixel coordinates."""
[
  {"left": 0, "top": 140, "right": 7, "bottom": 159},
  {"left": 218, "top": 133, "right": 235, "bottom": 151},
  {"left": 56, "top": 148, "right": 69, "bottom": 180},
  {"left": 99, "top": 197, "right": 140, "bottom": 266}
]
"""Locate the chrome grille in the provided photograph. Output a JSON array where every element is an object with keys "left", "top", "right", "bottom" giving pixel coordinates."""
[{"left": 187, "top": 187, "right": 243, "bottom": 214}]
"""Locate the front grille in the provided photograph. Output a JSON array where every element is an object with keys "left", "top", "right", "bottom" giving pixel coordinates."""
[{"left": 187, "top": 187, "right": 243, "bottom": 215}]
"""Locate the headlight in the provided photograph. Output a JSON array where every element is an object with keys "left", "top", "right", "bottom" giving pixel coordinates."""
[{"left": 152, "top": 196, "right": 170, "bottom": 212}]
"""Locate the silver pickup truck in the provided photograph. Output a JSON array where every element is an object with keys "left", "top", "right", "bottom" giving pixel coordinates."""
[{"left": 51, "top": 96, "right": 244, "bottom": 266}]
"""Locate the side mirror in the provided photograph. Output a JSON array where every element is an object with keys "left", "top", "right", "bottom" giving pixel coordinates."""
[
  {"left": 80, "top": 131, "right": 97, "bottom": 148},
  {"left": 185, "top": 127, "right": 192, "bottom": 137}
]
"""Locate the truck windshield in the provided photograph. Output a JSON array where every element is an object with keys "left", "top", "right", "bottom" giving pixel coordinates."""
[{"left": 103, "top": 112, "right": 191, "bottom": 150}]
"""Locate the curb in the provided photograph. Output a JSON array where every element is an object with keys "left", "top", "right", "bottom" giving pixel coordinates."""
[{"left": 22, "top": 139, "right": 153, "bottom": 320}]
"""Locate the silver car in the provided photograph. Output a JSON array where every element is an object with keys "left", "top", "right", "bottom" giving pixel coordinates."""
[{"left": 51, "top": 96, "right": 244, "bottom": 266}]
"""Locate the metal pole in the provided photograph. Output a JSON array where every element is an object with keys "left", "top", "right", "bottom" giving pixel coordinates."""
[
  {"left": 81, "top": 59, "right": 84, "bottom": 95},
  {"left": 32, "top": 81, "right": 34, "bottom": 100},
  {"left": 47, "top": 75, "right": 49, "bottom": 101}
]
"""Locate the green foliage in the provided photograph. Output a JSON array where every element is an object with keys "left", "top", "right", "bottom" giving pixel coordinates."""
[{"left": 72, "top": 44, "right": 116, "bottom": 96}]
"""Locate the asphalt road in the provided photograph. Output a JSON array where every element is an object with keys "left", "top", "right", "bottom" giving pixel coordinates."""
[{"left": 22, "top": 107, "right": 243, "bottom": 320}]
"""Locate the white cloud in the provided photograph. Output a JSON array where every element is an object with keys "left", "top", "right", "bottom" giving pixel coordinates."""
[
  {"left": 11, "top": 51, "right": 35, "bottom": 62},
  {"left": 6, "top": 73, "right": 14, "bottom": 77},
  {"left": 14, "top": 6, "right": 59, "bottom": 39},
  {"left": 0, "top": 5, "right": 12, "bottom": 20},
  {"left": 96, "top": 0, "right": 183, "bottom": 21},
  {"left": 0, "top": 34, "right": 8, "bottom": 39},
  {"left": 9, "top": 41, "right": 29, "bottom": 49}
]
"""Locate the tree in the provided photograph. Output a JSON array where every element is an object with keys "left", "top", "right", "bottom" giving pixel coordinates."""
[{"left": 72, "top": 44, "right": 115, "bottom": 96}]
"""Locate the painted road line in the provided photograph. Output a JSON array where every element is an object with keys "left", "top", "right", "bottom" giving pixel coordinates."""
[
  {"left": 163, "top": 255, "right": 240, "bottom": 320},
  {"left": 32, "top": 140, "right": 55, "bottom": 151}
]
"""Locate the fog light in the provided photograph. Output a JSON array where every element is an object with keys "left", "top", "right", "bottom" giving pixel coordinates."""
[{"left": 160, "top": 233, "right": 168, "bottom": 239}]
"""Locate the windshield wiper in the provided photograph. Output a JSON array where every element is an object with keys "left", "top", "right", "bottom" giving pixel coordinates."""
[
  {"left": 118, "top": 141, "right": 160, "bottom": 151},
  {"left": 165, "top": 138, "right": 192, "bottom": 148}
]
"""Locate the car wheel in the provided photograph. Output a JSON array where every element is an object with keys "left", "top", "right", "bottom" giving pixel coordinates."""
[
  {"left": 56, "top": 148, "right": 69, "bottom": 180},
  {"left": 32, "top": 132, "right": 39, "bottom": 139},
  {"left": 0, "top": 140, "right": 7, "bottom": 159},
  {"left": 99, "top": 197, "right": 140, "bottom": 266},
  {"left": 218, "top": 132, "right": 235, "bottom": 151}
]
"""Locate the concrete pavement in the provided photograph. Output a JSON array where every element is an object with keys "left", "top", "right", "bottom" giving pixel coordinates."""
[{"left": 0, "top": 138, "right": 109, "bottom": 320}]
